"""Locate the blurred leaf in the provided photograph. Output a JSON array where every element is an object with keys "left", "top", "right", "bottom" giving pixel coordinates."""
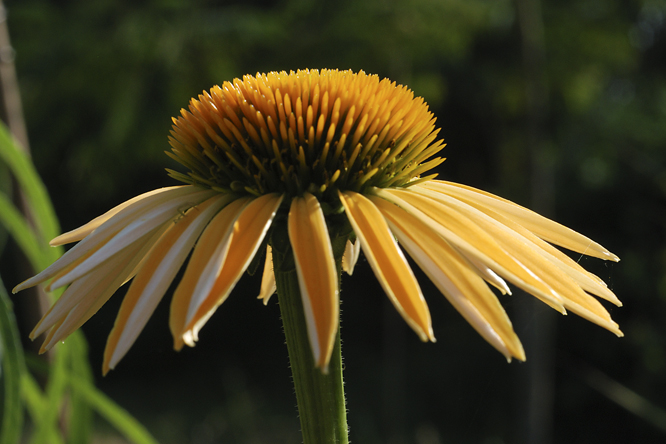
[
  {"left": 0, "top": 123, "right": 61, "bottom": 253},
  {"left": 0, "top": 192, "right": 46, "bottom": 272},
  {"left": 0, "top": 278, "right": 25, "bottom": 444},
  {"left": 68, "top": 375, "right": 159, "bottom": 444}
]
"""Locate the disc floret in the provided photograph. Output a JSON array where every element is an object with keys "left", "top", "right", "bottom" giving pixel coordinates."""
[{"left": 167, "top": 69, "right": 445, "bottom": 207}]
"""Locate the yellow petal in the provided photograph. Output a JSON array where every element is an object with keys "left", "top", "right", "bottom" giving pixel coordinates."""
[
  {"left": 422, "top": 180, "right": 619, "bottom": 262},
  {"left": 169, "top": 197, "right": 252, "bottom": 350},
  {"left": 411, "top": 186, "right": 622, "bottom": 336},
  {"left": 342, "top": 239, "right": 361, "bottom": 275},
  {"left": 376, "top": 188, "right": 566, "bottom": 313},
  {"left": 103, "top": 195, "right": 231, "bottom": 374},
  {"left": 257, "top": 245, "right": 276, "bottom": 305},
  {"left": 173, "top": 194, "right": 283, "bottom": 348},
  {"left": 371, "top": 196, "right": 525, "bottom": 361},
  {"left": 338, "top": 191, "right": 434, "bottom": 342},
  {"left": 421, "top": 184, "right": 620, "bottom": 306},
  {"left": 289, "top": 193, "right": 339, "bottom": 370},
  {"left": 465, "top": 256, "right": 512, "bottom": 295}
]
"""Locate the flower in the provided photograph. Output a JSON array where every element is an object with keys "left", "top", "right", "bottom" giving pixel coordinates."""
[{"left": 14, "top": 69, "right": 621, "bottom": 375}]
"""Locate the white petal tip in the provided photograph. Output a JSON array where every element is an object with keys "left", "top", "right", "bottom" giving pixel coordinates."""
[
  {"left": 181, "top": 330, "right": 198, "bottom": 348},
  {"left": 12, "top": 281, "right": 31, "bottom": 294},
  {"left": 606, "top": 252, "right": 620, "bottom": 262}
]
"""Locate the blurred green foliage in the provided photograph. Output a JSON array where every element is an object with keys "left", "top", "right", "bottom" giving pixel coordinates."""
[{"left": 2, "top": 0, "right": 666, "bottom": 442}]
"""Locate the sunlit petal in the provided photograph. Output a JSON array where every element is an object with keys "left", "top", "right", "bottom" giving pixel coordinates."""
[
  {"left": 465, "top": 256, "right": 512, "bottom": 295},
  {"left": 371, "top": 196, "right": 525, "bottom": 361},
  {"left": 416, "top": 184, "right": 620, "bottom": 306},
  {"left": 421, "top": 180, "right": 619, "bottom": 261},
  {"left": 411, "top": 186, "right": 622, "bottom": 336},
  {"left": 376, "top": 188, "right": 566, "bottom": 313},
  {"left": 342, "top": 239, "right": 361, "bottom": 275},
  {"left": 289, "top": 193, "right": 339, "bottom": 370},
  {"left": 339, "top": 191, "right": 434, "bottom": 342},
  {"left": 258, "top": 245, "right": 276, "bottom": 305}
]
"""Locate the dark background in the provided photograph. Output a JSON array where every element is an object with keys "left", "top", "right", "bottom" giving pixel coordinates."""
[{"left": 3, "top": 0, "right": 666, "bottom": 442}]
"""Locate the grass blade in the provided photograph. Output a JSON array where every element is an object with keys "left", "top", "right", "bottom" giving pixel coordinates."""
[
  {"left": 68, "top": 376, "right": 159, "bottom": 444},
  {"left": 0, "top": 123, "right": 61, "bottom": 248},
  {"left": 0, "top": 278, "right": 25, "bottom": 444}
]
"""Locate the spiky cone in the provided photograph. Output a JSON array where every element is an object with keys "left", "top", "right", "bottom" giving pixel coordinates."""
[{"left": 14, "top": 69, "right": 621, "bottom": 443}]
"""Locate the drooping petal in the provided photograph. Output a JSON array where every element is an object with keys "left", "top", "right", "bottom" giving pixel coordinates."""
[
  {"left": 376, "top": 188, "right": 566, "bottom": 313},
  {"left": 411, "top": 186, "right": 622, "bottom": 336},
  {"left": 169, "top": 197, "right": 252, "bottom": 349},
  {"left": 257, "top": 245, "right": 276, "bottom": 305},
  {"left": 339, "top": 191, "right": 434, "bottom": 342},
  {"left": 37, "top": 225, "right": 166, "bottom": 352},
  {"left": 371, "top": 196, "right": 525, "bottom": 361},
  {"left": 416, "top": 184, "right": 620, "bottom": 306},
  {"left": 342, "top": 239, "right": 361, "bottom": 275},
  {"left": 14, "top": 186, "right": 215, "bottom": 293},
  {"left": 48, "top": 188, "right": 216, "bottom": 291},
  {"left": 465, "top": 256, "right": 512, "bottom": 296},
  {"left": 102, "top": 195, "right": 232, "bottom": 374},
  {"left": 50, "top": 186, "right": 188, "bottom": 246},
  {"left": 30, "top": 224, "right": 168, "bottom": 340},
  {"left": 289, "top": 193, "right": 339, "bottom": 370},
  {"left": 172, "top": 194, "right": 283, "bottom": 349},
  {"left": 421, "top": 180, "right": 619, "bottom": 262}
]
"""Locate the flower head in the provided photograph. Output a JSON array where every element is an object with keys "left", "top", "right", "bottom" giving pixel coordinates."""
[{"left": 14, "top": 69, "right": 621, "bottom": 374}]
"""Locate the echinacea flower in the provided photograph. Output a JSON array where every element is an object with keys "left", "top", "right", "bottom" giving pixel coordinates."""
[{"left": 14, "top": 69, "right": 621, "bottom": 379}]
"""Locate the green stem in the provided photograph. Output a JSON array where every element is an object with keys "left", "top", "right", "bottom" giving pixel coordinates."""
[{"left": 273, "top": 251, "right": 349, "bottom": 444}]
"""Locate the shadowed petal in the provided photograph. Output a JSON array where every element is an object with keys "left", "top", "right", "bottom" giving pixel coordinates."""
[
  {"left": 103, "top": 195, "right": 232, "bottom": 374},
  {"left": 339, "top": 191, "right": 434, "bottom": 342},
  {"left": 37, "top": 225, "right": 166, "bottom": 352},
  {"left": 169, "top": 197, "right": 252, "bottom": 350},
  {"left": 289, "top": 193, "right": 339, "bottom": 370},
  {"left": 48, "top": 189, "right": 216, "bottom": 290},
  {"left": 14, "top": 186, "right": 215, "bottom": 293},
  {"left": 371, "top": 196, "right": 525, "bottom": 361},
  {"left": 173, "top": 194, "right": 284, "bottom": 348},
  {"left": 50, "top": 186, "right": 188, "bottom": 246}
]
